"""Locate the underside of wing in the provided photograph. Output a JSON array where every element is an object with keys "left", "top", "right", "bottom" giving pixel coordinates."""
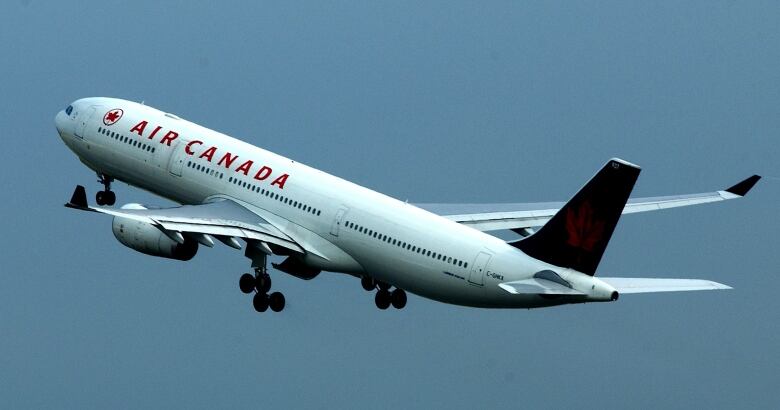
[
  {"left": 416, "top": 175, "right": 760, "bottom": 232},
  {"left": 498, "top": 278, "right": 585, "bottom": 295},
  {"left": 599, "top": 277, "right": 732, "bottom": 294},
  {"left": 65, "top": 185, "right": 304, "bottom": 254}
]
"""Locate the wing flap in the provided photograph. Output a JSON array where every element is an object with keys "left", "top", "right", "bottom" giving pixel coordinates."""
[
  {"left": 158, "top": 220, "right": 303, "bottom": 252},
  {"left": 599, "top": 278, "right": 732, "bottom": 294},
  {"left": 499, "top": 278, "right": 585, "bottom": 295}
]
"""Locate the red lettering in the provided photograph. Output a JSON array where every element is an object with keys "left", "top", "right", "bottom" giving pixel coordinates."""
[
  {"left": 253, "top": 166, "right": 272, "bottom": 181},
  {"left": 235, "top": 160, "right": 254, "bottom": 176},
  {"left": 148, "top": 125, "right": 162, "bottom": 140},
  {"left": 218, "top": 152, "right": 238, "bottom": 168},
  {"left": 185, "top": 140, "right": 202, "bottom": 155},
  {"left": 160, "top": 131, "right": 179, "bottom": 146},
  {"left": 199, "top": 146, "right": 217, "bottom": 161},
  {"left": 130, "top": 120, "right": 148, "bottom": 136},
  {"left": 271, "top": 173, "right": 289, "bottom": 189}
]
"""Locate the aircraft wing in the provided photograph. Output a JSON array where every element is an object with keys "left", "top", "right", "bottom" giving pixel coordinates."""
[
  {"left": 65, "top": 185, "right": 305, "bottom": 254},
  {"left": 416, "top": 175, "right": 760, "bottom": 232}
]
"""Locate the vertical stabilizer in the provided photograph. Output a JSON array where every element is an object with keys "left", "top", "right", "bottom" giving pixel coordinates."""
[{"left": 511, "top": 159, "right": 641, "bottom": 276}]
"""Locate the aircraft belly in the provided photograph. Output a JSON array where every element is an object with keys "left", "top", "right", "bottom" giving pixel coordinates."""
[{"left": 355, "top": 254, "right": 512, "bottom": 308}]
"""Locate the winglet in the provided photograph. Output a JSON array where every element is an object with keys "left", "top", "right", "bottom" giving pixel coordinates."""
[
  {"left": 65, "top": 185, "right": 89, "bottom": 209},
  {"left": 725, "top": 175, "right": 761, "bottom": 196}
]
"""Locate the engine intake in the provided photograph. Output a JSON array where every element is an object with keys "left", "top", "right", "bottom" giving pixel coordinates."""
[{"left": 111, "top": 204, "right": 197, "bottom": 261}]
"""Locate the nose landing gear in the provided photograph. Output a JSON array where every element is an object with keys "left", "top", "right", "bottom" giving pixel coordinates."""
[{"left": 95, "top": 173, "right": 116, "bottom": 206}]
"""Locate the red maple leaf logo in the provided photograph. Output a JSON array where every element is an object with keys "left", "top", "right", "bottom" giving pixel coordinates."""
[
  {"left": 565, "top": 201, "right": 605, "bottom": 252},
  {"left": 103, "top": 109, "right": 123, "bottom": 126}
]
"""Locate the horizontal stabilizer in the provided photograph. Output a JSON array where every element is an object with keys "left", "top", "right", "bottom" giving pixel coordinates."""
[
  {"left": 599, "top": 278, "right": 731, "bottom": 294},
  {"left": 499, "top": 278, "right": 585, "bottom": 295},
  {"left": 66, "top": 185, "right": 91, "bottom": 210}
]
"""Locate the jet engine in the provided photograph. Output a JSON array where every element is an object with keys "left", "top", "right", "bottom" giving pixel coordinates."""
[{"left": 111, "top": 204, "right": 197, "bottom": 261}]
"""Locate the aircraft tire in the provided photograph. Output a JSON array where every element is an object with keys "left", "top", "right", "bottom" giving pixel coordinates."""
[
  {"left": 253, "top": 293, "right": 269, "bottom": 312},
  {"left": 239, "top": 273, "right": 255, "bottom": 294},
  {"left": 391, "top": 289, "right": 407, "bottom": 309},
  {"left": 255, "top": 274, "right": 271, "bottom": 293},
  {"left": 375, "top": 290, "right": 391, "bottom": 310},
  {"left": 95, "top": 191, "right": 106, "bottom": 206},
  {"left": 269, "top": 292, "right": 285, "bottom": 312},
  {"left": 105, "top": 191, "right": 116, "bottom": 206},
  {"left": 361, "top": 276, "right": 375, "bottom": 291}
]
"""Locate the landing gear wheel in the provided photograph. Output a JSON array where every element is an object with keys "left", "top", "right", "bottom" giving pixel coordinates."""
[
  {"left": 255, "top": 274, "right": 271, "bottom": 293},
  {"left": 361, "top": 276, "right": 375, "bottom": 291},
  {"left": 269, "top": 292, "right": 286, "bottom": 312},
  {"left": 391, "top": 289, "right": 407, "bottom": 309},
  {"left": 253, "top": 293, "right": 269, "bottom": 312},
  {"left": 95, "top": 191, "right": 106, "bottom": 206},
  {"left": 105, "top": 191, "right": 116, "bottom": 206},
  {"left": 375, "top": 290, "right": 391, "bottom": 310},
  {"left": 239, "top": 273, "right": 255, "bottom": 294},
  {"left": 96, "top": 174, "right": 115, "bottom": 206}
]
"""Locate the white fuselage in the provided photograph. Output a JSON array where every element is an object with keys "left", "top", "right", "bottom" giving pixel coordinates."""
[{"left": 55, "top": 97, "right": 611, "bottom": 308}]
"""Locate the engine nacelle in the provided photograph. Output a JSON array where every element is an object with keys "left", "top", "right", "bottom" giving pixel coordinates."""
[{"left": 111, "top": 204, "right": 197, "bottom": 261}]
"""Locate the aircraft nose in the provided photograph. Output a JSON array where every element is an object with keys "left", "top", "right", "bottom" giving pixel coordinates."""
[
  {"left": 55, "top": 106, "right": 71, "bottom": 137},
  {"left": 55, "top": 110, "right": 66, "bottom": 133}
]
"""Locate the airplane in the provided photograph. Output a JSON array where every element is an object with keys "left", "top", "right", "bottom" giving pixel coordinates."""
[{"left": 55, "top": 97, "right": 760, "bottom": 313}]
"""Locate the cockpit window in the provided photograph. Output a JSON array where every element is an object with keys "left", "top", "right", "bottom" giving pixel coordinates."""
[{"left": 65, "top": 105, "right": 73, "bottom": 115}]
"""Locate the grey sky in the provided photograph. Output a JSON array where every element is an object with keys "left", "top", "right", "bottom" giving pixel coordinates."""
[{"left": 1, "top": 1, "right": 778, "bottom": 408}]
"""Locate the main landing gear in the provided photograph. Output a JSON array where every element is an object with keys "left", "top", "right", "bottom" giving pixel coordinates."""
[
  {"left": 95, "top": 173, "right": 116, "bottom": 206},
  {"left": 361, "top": 276, "right": 407, "bottom": 310},
  {"left": 239, "top": 267, "right": 285, "bottom": 313}
]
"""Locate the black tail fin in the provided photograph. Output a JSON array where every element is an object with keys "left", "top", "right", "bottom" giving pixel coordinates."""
[{"left": 511, "top": 159, "right": 641, "bottom": 276}]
